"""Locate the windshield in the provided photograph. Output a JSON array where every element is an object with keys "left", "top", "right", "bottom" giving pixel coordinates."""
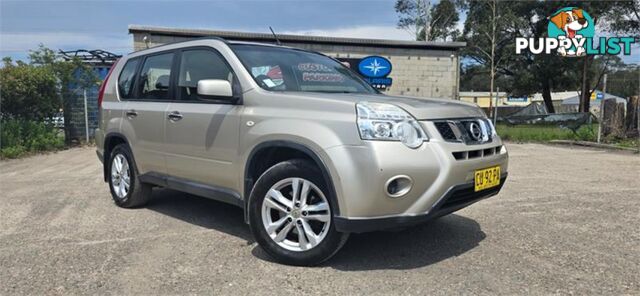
[{"left": 230, "top": 44, "right": 377, "bottom": 94}]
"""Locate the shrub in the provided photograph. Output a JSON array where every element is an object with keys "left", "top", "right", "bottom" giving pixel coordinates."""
[
  {"left": 0, "top": 59, "right": 59, "bottom": 120},
  {"left": 0, "top": 119, "right": 64, "bottom": 159},
  {"left": 496, "top": 124, "right": 597, "bottom": 142}
]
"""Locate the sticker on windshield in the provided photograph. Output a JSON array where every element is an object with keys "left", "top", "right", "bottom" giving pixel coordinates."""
[
  {"left": 262, "top": 79, "right": 277, "bottom": 88},
  {"left": 298, "top": 63, "right": 332, "bottom": 72},
  {"left": 297, "top": 63, "right": 345, "bottom": 82},
  {"left": 302, "top": 72, "right": 345, "bottom": 82}
]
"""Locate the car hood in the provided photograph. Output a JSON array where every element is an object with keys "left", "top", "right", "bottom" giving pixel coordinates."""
[{"left": 295, "top": 92, "right": 486, "bottom": 120}]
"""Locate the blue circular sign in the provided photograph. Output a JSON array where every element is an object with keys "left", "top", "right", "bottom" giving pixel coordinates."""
[{"left": 358, "top": 56, "right": 392, "bottom": 78}]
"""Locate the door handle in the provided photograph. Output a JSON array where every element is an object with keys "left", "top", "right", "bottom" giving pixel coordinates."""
[
  {"left": 167, "top": 111, "right": 183, "bottom": 121},
  {"left": 126, "top": 110, "right": 138, "bottom": 118}
]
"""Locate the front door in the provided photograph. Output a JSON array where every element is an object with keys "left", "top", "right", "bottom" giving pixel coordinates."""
[{"left": 163, "top": 48, "right": 242, "bottom": 190}]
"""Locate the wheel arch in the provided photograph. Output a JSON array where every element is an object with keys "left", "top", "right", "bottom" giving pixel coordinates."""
[
  {"left": 102, "top": 132, "right": 131, "bottom": 182},
  {"left": 243, "top": 140, "right": 340, "bottom": 223}
]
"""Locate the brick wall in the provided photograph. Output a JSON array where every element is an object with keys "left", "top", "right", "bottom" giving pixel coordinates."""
[{"left": 133, "top": 34, "right": 460, "bottom": 99}]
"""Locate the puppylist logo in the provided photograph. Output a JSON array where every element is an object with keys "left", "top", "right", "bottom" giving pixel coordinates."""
[{"left": 516, "top": 7, "right": 635, "bottom": 57}]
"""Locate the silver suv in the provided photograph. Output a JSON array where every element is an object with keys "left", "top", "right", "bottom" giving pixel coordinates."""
[{"left": 96, "top": 38, "right": 508, "bottom": 266}]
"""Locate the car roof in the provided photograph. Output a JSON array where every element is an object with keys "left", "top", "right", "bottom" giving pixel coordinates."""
[{"left": 128, "top": 37, "right": 299, "bottom": 58}]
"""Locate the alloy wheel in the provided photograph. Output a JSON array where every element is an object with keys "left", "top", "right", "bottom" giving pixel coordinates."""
[
  {"left": 261, "top": 177, "right": 331, "bottom": 252},
  {"left": 111, "top": 154, "right": 131, "bottom": 199}
]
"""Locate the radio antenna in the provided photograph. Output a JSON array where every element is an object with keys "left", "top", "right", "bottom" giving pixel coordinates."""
[{"left": 269, "top": 26, "right": 282, "bottom": 46}]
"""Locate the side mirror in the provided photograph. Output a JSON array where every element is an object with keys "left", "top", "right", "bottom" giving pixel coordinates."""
[{"left": 197, "top": 79, "right": 233, "bottom": 100}]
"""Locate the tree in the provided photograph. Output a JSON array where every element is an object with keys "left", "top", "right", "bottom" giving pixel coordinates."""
[
  {"left": 570, "top": 0, "right": 640, "bottom": 112},
  {"left": 603, "top": 0, "right": 640, "bottom": 40},
  {"left": 396, "top": 0, "right": 460, "bottom": 41},
  {"left": 597, "top": 57, "right": 639, "bottom": 99},
  {"left": 460, "top": 0, "right": 523, "bottom": 112},
  {"left": 28, "top": 45, "right": 98, "bottom": 143},
  {"left": 0, "top": 58, "right": 59, "bottom": 120},
  {"left": 460, "top": 64, "right": 512, "bottom": 92},
  {"left": 460, "top": 1, "right": 636, "bottom": 113}
]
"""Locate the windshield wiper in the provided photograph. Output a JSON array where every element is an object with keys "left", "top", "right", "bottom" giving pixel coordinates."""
[{"left": 312, "top": 90, "right": 359, "bottom": 94}]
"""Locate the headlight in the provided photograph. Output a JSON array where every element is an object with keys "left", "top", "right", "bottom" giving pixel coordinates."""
[
  {"left": 356, "top": 102, "right": 428, "bottom": 149},
  {"left": 486, "top": 119, "right": 497, "bottom": 137}
]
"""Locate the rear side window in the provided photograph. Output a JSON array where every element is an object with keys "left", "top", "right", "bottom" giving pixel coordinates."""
[
  {"left": 178, "top": 49, "right": 234, "bottom": 101},
  {"left": 117, "top": 59, "right": 139, "bottom": 99},
  {"left": 138, "top": 53, "right": 174, "bottom": 100}
]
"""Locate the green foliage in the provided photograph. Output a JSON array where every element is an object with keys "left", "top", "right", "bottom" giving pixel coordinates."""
[
  {"left": 0, "top": 58, "right": 60, "bottom": 120},
  {"left": 395, "top": 0, "right": 460, "bottom": 41},
  {"left": 0, "top": 119, "right": 64, "bottom": 159},
  {"left": 460, "top": 64, "right": 512, "bottom": 92},
  {"left": 601, "top": 0, "right": 640, "bottom": 40},
  {"left": 2, "top": 44, "right": 100, "bottom": 145},
  {"left": 459, "top": 1, "right": 639, "bottom": 111},
  {"left": 613, "top": 139, "right": 639, "bottom": 149},
  {"left": 604, "top": 63, "right": 640, "bottom": 99},
  {"left": 496, "top": 124, "right": 598, "bottom": 142},
  {"left": 29, "top": 45, "right": 99, "bottom": 92}
]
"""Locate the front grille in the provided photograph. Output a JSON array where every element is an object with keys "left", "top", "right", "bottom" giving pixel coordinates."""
[
  {"left": 434, "top": 122, "right": 458, "bottom": 141},
  {"left": 432, "top": 118, "right": 494, "bottom": 144},
  {"left": 440, "top": 183, "right": 502, "bottom": 210},
  {"left": 451, "top": 145, "right": 502, "bottom": 161}
]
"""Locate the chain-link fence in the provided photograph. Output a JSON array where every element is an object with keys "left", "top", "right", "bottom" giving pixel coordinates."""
[{"left": 64, "top": 86, "right": 99, "bottom": 143}]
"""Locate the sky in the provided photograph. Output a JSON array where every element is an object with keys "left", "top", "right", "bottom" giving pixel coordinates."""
[
  {"left": 0, "top": 0, "right": 638, "bottom": 64},
  {"left": 0, "top": 0, "right": 414, "bottom": 61}
]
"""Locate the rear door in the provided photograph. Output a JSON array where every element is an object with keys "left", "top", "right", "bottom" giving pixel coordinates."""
[
  {"left": 121, "top": 51, "right": 175, "bottom": 175},
  {"left": 163, "top": 47, "right": 242, "bottom": 189}
]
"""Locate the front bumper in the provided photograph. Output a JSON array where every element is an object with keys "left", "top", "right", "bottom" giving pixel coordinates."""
[
  {"left": 334, "top": 174, "right": 507, "bottom": 233},
  {"left": 323, "top": 121, "right": 509, "bottom": 232}
]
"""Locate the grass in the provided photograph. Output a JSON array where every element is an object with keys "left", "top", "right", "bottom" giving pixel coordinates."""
[
  {"left": 1, "top": 119, "right": 65, "bottom": 159},
  {"left": 613, "top": 138, "right": 640, "bottom": 149},
  {"left": 496, "top": 123, "right": 598, "bottom": 142}
]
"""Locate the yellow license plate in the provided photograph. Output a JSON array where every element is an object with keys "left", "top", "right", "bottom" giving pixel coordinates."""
[{"left": 474, "top": 166, "right": 501, "bottom": 192}]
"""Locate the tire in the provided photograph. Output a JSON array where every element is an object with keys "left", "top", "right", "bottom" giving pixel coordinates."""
[
  {"left": 249, "top": 159, "right": 349, "bottom": 266},
  {"left": 107, "top": 144, "right": 152, "bottom": 208}
]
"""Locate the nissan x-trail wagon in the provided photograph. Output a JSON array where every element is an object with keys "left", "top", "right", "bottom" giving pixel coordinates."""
[{"left": 96, "top": 38, "right": 508, "bottom": 266}]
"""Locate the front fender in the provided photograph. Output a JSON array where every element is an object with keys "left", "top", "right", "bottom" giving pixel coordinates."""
[{"left": 239, "top": 118, "right": 361, "bottom": 220}]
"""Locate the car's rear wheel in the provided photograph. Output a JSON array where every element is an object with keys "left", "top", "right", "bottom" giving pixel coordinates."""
[
  {"left": 107, "top": 144, "right": 152, "bottom": 208},
  {"left": 249, "top": 159, "right": 348, "bottom": 266}
]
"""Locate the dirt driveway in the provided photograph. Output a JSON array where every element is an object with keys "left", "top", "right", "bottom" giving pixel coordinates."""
[{"left": 1, "top": 143, "right": 638, "bottom": 295}]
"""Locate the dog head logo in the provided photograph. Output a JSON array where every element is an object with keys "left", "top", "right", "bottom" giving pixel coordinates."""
[{"left": 547, "top": 7, "right": 595, "bottom": 57}]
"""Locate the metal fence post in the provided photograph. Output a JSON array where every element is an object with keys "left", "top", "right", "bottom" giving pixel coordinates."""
[
  {"left": 597, "top": 98, "right": 605, "bottom": 143},
  {"left": 493, "top": 87, "right": 499, "bottom": 126},
  {"left": 83, "top": 89, "right": 89, "bottom": 143}
]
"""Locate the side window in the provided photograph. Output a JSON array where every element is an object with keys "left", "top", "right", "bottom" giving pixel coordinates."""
[
  {"left": 117, "top": 59, "right": 139, "bottom": 99},
  {"left": 178, "top": 49, "right": 234, "bottom": 100},
  {"left": 138, "top": 53, "right": 174, "bottom": 100}
]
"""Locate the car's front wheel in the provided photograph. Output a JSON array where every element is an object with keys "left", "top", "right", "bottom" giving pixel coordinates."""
[{"left": 249, "top": 159, "right": 349, "bottom": 266}]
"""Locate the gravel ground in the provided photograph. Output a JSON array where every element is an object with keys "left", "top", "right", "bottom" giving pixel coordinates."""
[{"left": 0, "top": 143, "right": 638, "bottom": 295}]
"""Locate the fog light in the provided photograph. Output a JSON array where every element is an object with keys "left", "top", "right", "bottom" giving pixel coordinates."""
[{"left": 385, "top": 175, "right": 413, "bottom": 198}]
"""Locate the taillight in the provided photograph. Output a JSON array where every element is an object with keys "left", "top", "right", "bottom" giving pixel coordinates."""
[{"left": 98, "top": 59, "right": 119, "bottom": 108}]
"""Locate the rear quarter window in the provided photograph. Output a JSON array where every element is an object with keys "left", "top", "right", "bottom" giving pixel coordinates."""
[{"left": 118, "top": 59, "right": 140, "bottom": 99}]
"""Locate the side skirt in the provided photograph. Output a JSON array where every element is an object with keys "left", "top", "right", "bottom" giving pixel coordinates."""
[{"left": 139, "top": 172, "right": 244, "bottom": 209}]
